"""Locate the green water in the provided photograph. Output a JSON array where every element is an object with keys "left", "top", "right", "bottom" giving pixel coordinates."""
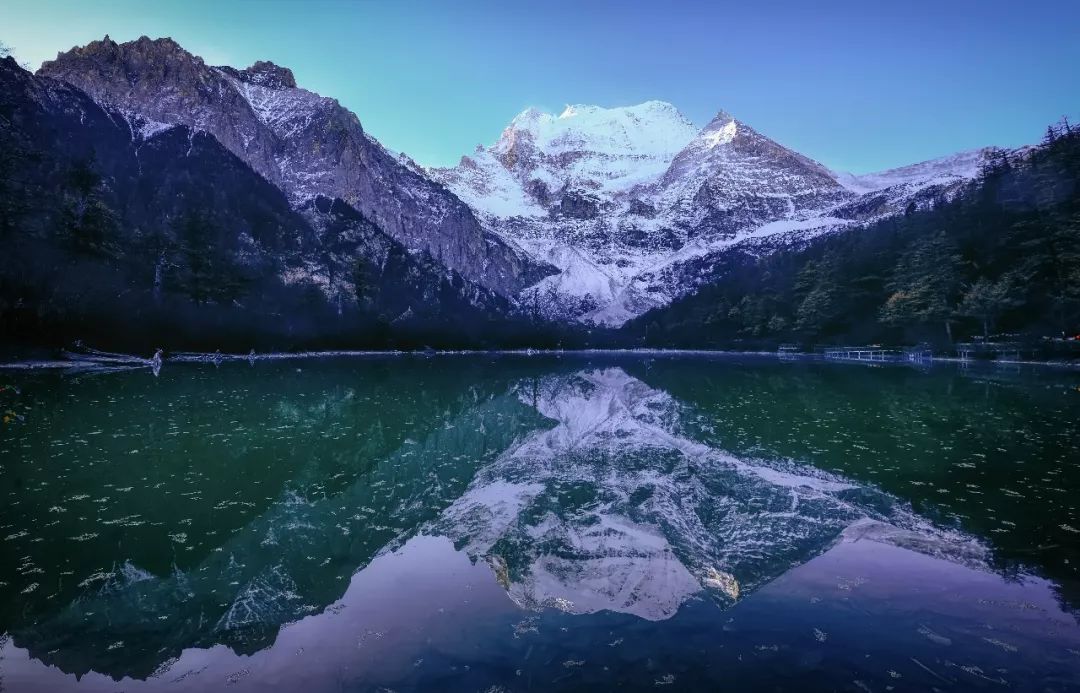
[{"left": 0, "top": 355, "right": 1078, "bottom": 691}]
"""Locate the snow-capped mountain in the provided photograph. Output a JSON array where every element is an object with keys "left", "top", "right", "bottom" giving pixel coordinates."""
[
  {"left": 432, "top": 102, "right": 998, "bottom": 325},
  {"left": 832, "top": 147, "right": 990, "bottom": 194}
]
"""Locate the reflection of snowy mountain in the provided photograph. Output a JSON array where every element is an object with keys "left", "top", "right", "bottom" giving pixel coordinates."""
[
  {"left": 435, "top": 369, "right": 987, "bottom": 620},
  {"left": 13, "top": 368, "right": 989, "bottom": 679}
]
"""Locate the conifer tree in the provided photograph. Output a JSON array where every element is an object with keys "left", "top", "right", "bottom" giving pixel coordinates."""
[
  {"left": 176, "top": 212, "right": 244, "bottom": 305},
  {"left": 879, "top": 232, "right": 962, "bottom": 341},
  {"left": 957, "top": 277, "right": 1016, "bottom": 338},
  {"left": 58, "top": 157, "right": 120, "bottom": 256},
  {"left": 794, "top": 251, "right": 843, "bottom": 335}
]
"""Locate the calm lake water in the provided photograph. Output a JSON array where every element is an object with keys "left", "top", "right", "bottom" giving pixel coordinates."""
[{"left": 1, "top": 355, "right": 1078, "bottom": 692}]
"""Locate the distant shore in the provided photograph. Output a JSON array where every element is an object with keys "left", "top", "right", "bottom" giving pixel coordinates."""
[{"left": 2, "top": 347, "right": 1079, "bottom": 371}]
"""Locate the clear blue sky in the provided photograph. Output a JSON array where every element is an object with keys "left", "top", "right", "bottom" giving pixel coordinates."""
[{"left": 4, "top": 0, "right": 1078, "bottom": 172}]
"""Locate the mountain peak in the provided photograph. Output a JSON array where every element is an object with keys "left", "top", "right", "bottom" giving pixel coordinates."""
[
  {"left": 226, "top": 60, "right": 297, "bottom": 90},
  {"left": 496, "top": 100, "right": 698, "bottom": 160},
  {"left": 706, "top": 109, "right": 737, "bottom": 126},
  {"left": 508, "top": 106, "right": 545, "bottom": 128},
  {"left": 555, "top": 99, "right": 683, "bottom": 121},
  {"left": 698, "top": 111, "right": 740, "bottom": 148}
]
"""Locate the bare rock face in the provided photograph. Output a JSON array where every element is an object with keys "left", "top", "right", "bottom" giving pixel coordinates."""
[
  {"left": 556, "top": 190, "right": 601, "bottom": 219},
  {"left": 627, "top": 199, "right": 657, "bottom": 218},
  {"left": 39, "top": 36, "right": 553, "bottom": 297},
  {"left": 524, "top": 178, "right": 553, "bottom": 207},
  {"left": 217, "top": 60, "right": 297, "bottom": 89}
]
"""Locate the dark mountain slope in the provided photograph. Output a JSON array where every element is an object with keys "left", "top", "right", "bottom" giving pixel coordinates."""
[
  {"left": 0, "top": 57, "right": 524, "bottom": 351},
  {"left": 37, "top": 36, "right": 554, "bottom": 297}
]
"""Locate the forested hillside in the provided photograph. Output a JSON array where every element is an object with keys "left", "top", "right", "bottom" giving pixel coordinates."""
[{"left": 621, "top": 120, "right": 1080, "bottom": 351}]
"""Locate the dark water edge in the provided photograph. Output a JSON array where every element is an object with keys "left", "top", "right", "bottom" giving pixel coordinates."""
[
  {"left": 3, "top": 347, "right": 1080, "bottom": 372},
  {"left": 1, "top": 354, "right": 1078, "bottom": 691}
]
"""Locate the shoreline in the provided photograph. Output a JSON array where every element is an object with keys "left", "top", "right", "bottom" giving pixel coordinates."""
[{"left": 1, "top": 347, "right": 1078, "bottom": 371}]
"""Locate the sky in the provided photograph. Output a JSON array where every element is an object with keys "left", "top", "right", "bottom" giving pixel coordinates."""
[{"left": 3, "top": 0, "right": 1078, "bottom": 173}]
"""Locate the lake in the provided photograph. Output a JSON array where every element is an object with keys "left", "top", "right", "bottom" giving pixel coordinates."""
[{"left": 1, "top": 354, "right": 1078, "bottom": 691}]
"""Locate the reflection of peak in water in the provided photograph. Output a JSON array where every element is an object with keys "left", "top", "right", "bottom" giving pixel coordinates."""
[
  {"left": 11, "top": 366, "right": 993, "bottom": 680},
  {"left": 436, "top": 367, "right": 989, "bottom": 621}
]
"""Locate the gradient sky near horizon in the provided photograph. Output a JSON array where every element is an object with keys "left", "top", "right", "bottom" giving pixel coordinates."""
[{"left": 4, "top": 0, "right": 1078, "bottom": 173}]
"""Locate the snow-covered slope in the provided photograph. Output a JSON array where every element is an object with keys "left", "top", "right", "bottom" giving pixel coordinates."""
[
  {"left": 833, "top": 148, "right": 991, "bottom": 194},
  {"left": 429, "top": 147, "right": 548, "bottom": 219},
  {"left": 493, "top": 101, "right": 700, "bottom": 203},
  {"left": 432, "top": 103, "right": 997, "bottom": 326},
  {"left": 653, "top": 111, "right": 849, "bottom": 235},
  {"left": 436, "top": 100, "right": 699, "bottom": 221}
]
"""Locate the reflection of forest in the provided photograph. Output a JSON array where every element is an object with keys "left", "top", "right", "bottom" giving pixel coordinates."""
[{"left": 13, "top": 382, "right": 546, "bottom": 679}]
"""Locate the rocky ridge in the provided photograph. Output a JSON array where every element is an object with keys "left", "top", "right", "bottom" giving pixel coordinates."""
[
  {"left": 0, "top": 54, "right": 516, "bottom": 348},
  {"left": 38, "top": 35, "right": 552, "bottom": 297}
]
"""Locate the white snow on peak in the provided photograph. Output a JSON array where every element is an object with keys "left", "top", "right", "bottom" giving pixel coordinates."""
[
  {"left": 433, "top": 149, "right": 548, "bottom": 219},
  {"left": 430, "top": 100, "right": 700, "bottom": 220},
  {"left": 496, "top": 100, "right": 698, "bottom": 161},
  {"left": 833, "top": 148, "right": 991, "bottom": 194},
  {"left": 703, "top": 119, "right": 738, "bottom": 149},
  {"left": 429, "top": 100, "right": 701, "bottom": 226}
]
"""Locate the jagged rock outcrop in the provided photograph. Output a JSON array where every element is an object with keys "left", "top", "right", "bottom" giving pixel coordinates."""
[
  {"left": 557, "top": 190, "right": 601, "bottom": 219},
  {"left": 217, "top": 60, "right": 297, "bottom": 89}
]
